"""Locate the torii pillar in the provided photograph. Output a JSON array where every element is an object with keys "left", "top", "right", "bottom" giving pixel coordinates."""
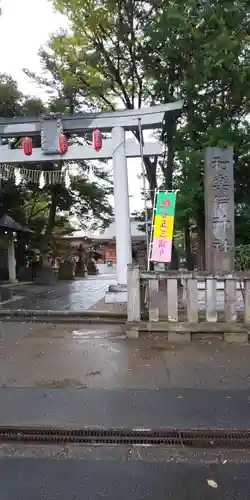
[{"left": 112, "top": 126, "right": 132, "bottom": 286}]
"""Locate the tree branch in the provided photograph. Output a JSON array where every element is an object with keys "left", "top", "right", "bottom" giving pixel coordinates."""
[
  {"left": 77, "top": 74, "right": 116, "bottom": 110},
  {"left": 28, "top": 204, "right": 49, "bottom": 224},
  {"left": 92, "top": 33, "right": 133, "bottom": 109}
]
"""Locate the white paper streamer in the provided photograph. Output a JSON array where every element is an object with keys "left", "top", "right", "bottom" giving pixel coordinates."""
[
  {"left": 64, "top": 170, "right": 71, "bottom": 189},
  {"left": 39, "top": 171, "right": 45, "bottom": 189},
  {"left": 0, "top": 164, "right": 79, "bottom": 185},
  {"left": 14, "top": 168, "right": 21, "bottom": 186}
]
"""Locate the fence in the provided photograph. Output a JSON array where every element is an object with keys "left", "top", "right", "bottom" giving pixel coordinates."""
[{"left": 126, "top": 265, "right": 250, "bottom": 342}]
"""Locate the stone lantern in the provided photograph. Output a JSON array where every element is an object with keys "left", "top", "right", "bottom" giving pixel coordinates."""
[{"left": 0, "top": 214, "right": 33, "bottom": 282}]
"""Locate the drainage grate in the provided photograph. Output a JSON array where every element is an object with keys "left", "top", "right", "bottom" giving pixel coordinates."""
[{"left": 0, "top": 427, "right": 250, "bottom": 448}]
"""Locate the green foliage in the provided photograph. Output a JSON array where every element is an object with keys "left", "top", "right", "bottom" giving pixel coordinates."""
[
  {"left": 0, "top": 74, "right": 22, "bottom": 118},
  {"left": 27, "top": 0, "right": 162, "bottom": 198},
  {"left": 143, "top": 0, "right": 250, "bottom": 259},
  {"left": 45, "top": 1, "right": 250, "bottom": 190},
  {"left": 234, "top": 245, "right": 250, "bottom": 271},
  {"left": 71, "top": 177, "right": 113, "bottom": 227},
  {"left": 0, "top": 179, "right": 25, "bottom": 220},
  {"left": 47, "top": 0, "right": 152, "bottom": 109}
]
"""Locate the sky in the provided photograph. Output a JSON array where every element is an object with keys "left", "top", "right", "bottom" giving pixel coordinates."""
[{"left": 0, "top": 0, "right": 145, "bottom": 218}]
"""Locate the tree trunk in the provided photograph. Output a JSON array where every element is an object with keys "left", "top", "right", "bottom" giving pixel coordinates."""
[
  {"left": 184, "top": 224, "right": 193, "bottom": 270},
  {"left": 44, "top": 188, "right": 57, "bottom": 251},
  {"left": 164, "top": 120, "right": 176, "bottom": 191},
  {"left": 196, "top": 216, "right": 205, "bottom": 270},
  {"left": 132, "top": 129, "right": 157, "bottom": 207},
  {"left": 143, "top": 157, "right": 157, "bottom": 270},
  {"left": 168, "top": 239, "right": 179, "bottom": 270}
]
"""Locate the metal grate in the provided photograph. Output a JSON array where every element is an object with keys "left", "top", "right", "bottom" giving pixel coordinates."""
[{"left": 0, "top": 427, "right": 250, "bottom": 448}]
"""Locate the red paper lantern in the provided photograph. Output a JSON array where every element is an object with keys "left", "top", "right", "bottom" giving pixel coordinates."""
[
  {"left": 58, "top": 134, "right": 68, "bottom": 153},
  {"left": 22, "top": 137, "right": 32, "bottom": 156},
  {"left": 93, "top": 128, "right": 102, "bottom": 151}
]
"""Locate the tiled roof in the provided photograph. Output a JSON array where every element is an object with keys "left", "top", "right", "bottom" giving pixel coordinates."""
[{"left": 63, "top": 219, "right": 146, "bottom": 240}]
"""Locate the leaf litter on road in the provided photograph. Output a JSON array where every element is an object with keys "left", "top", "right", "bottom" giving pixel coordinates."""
[{"left": 207, "top": 479, "right": 218, "bottom": 488}]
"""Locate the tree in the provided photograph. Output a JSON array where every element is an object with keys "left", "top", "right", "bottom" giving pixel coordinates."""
[
  {"left": 26, "top": 0, "right": 166, "bottom": 205},
  {"left": 0, "top": 74, "right": 23, "bottom": 118},
  {"left": 143, "top": 0, "right": 250, "bottom": 266}
]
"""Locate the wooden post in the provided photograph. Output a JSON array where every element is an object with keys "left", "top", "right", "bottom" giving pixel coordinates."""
[
  {"left": 224, "top": 277, "right": 247, "bottom": 342},
  {"left": 7, "top": 234, "right": 17, "bottom": 282},
  {"left": 224, "top": 278, "right": 237, "bottom": 322},
  {"left": 159, "top": 278, "right": 168, "bottom": 319},
  {"left": 127, "top": 264, "right": 141, "bottom": 322},
  {"left": 205, "top": 279, "right": 217, "bottom": 322},
  {"left": 186, "top": 279, "right": 198, "bottom": 322},
  {"left": 244, "top": 280, "right": 250, "bottom": 324},
  {"left": 167, "top": 278, "right": 189, "bottom": 341},
  {"left": 148, "top": 278, "right": 159, "bottom": 321},
  {"left": 167, "top": 278, "right": 178, "bottom": 322}
]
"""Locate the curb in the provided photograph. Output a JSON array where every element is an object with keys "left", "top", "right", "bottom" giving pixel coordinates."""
[
  {"left": 0, "top": 309, "right": 127, "bottom": 324},
  {"left": 0, "top": 281, "right": 33, "bottom": 288},
  {"left": 0, "top": 317, "right": 125, "bottom": 324},
  {"left": 0, "top": 309, "right": 126, "bottom": 317}
]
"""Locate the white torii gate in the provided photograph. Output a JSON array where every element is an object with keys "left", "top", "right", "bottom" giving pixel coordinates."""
[{"left": 0, "top": 102, "right": 183, "bottom": 288}]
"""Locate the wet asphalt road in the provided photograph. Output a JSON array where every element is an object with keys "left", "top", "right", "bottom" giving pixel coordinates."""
[
  {"left": 0, "top": 456, "right": 249, "bottom": 499},
  {"left": 1, "top": 386, "right": 250, "bottom": 429}
]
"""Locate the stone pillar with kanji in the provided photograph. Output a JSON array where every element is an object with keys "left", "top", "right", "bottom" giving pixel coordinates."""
[{"left": 204, "top": 147, "right": 235, "bottom": 272}]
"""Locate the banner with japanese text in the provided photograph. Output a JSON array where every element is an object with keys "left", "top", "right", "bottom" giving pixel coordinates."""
[{"left": 150, "top": 191, "right": 177, "bottom": 263}]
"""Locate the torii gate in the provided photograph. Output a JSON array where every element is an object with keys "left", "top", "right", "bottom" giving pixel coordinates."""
[{"left": 0, "top": 102, "right": 183, "bottom": 288}]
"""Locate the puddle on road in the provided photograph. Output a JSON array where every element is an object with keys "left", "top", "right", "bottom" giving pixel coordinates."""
[
  {"left": 72, "top": 329, "right": 126, "bottom": 341},
  {"left": 85, "top": 371, "right": 101, "bottom": 377},
  {"left": 34, "top": 378, "right": 87, "bottom": 389}
]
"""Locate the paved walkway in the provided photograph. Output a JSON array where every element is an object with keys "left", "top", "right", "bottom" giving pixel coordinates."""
[{"left": 6, "top": 275, "right": 116, "bottom": 311}]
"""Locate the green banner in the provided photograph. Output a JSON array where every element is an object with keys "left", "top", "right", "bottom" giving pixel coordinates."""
[{"left": 155, "top": 191, "right": 176, "bottom": 217}]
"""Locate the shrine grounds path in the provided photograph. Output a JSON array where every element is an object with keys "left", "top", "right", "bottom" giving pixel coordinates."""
[
  {"left": 3, "top": 274, "right": 117, "bottom": 311},
  {"left": 3, "top": 274, "right": 244, "bottom": 313}
]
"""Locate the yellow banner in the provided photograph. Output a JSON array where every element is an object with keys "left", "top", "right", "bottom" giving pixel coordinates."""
[{"left": 153, "top": 215, "right": 174, "bottom": 239}]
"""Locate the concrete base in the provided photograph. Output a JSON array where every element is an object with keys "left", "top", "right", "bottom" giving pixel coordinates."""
[
  {"left": 0, "top": 295, "right": 25, "bottom": 306},
  {"left": 105, "top": 284, "right": 128, "bottom": 304},
  {"left": 168, "top": 332, "right": 191, "bottom": 342},
  {"left": 189, "top": 280, "right": 244, "bottom": 291},
  {"left": 34, "top": 266, "right": 57, "bottom": 285},
  {"left": 224, "top": 332, "right": 248, "bottom": 343},
  {"left": 0, "top": 287, "right": 12, "bottom": 301},
  {"left": 126, "top": 328, "right": 139, "bottom": 339},
  {"left": 58, "top": 262, "right": 74, "bottom": 280}
]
